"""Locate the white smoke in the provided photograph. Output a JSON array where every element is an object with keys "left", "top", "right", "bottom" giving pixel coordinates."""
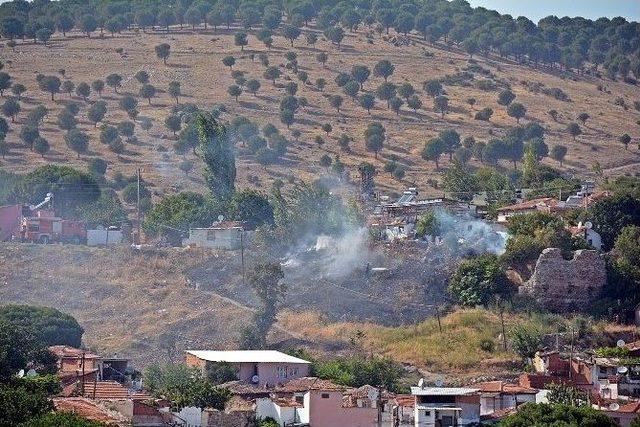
[{"left": 432, "top": 209, "right": 507, "bottom": 255}]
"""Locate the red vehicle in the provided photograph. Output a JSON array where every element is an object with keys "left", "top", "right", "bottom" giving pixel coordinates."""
[{"left": 17, "top": 208, "right": 86, "bottom": 244}]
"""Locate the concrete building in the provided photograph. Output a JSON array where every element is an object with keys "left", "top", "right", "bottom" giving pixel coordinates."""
[
  {"left": 473, "top": 381, "right": 538, "bottom": 416},
  {"left": 567, "top": 222, "right": 602, "bottom": 251},
  {"left": 255, "top": 377, "right": 382, "bottom": 427},
  {"left": 410, "top": 386, "right": 481, "bottom": 426},
  {"left": 87, "top": 226, "right": 124, "bottom": 246},
  {"left": 182, "top": 221, "right": 247, "bottom": 250},
  {"left": 185, "top": 350, "right": 311, "bottom": 387}
]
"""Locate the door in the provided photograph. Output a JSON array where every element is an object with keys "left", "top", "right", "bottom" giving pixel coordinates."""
[{"left": 52, "top": 221, "right": 62, "bottom": 234}]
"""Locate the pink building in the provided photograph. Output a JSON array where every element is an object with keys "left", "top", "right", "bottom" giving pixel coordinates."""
[
  {"left": 0, "top": 204, "right": 22, "bottom": 241},
  {"left": 185, "top": 350, "right": 310, "bottom": 387},
  {"left": 256, "top": 377, "right": 381, "bottom": 427}
]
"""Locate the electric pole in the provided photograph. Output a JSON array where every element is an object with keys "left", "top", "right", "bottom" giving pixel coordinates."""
[
  {"left": 136, "top": 168, "right": 141, "bottom": 244},
  {"left": 240, "top": 229, "right": 246, "bottom": 286}
]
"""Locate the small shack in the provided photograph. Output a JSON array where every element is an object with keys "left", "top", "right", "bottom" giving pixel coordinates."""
[
  {"left": 182, "top": 221, "right": 247, "bottom": 250},
  {"left": 87, "top": 226, "right": 123, "bottom": 246}
]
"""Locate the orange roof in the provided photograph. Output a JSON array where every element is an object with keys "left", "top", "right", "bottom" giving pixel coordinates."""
[
  {"left": 275, "top": 377, "right": 345, "bottom": 393},
  {"left": 393, "top": 395, "right": 415, "bottom": 408},
  {"left": 53, "top": 397, "right": 127, "bottom": 425},
  {"left": 497, "top": 197, "right": 559, "bottom": 213},
  {"left": 49, "top": 345, "right": 101, "bottom": 360},
  {"left": 473, "top": 381, "right": 537, "bottom": 394},
  {"left": 81, "top": 380, "right": 150, "bottom": 400}
]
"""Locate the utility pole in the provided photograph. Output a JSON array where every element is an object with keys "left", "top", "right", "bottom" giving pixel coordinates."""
[
  {"left": 240, "top": 230, "right": 246, "bottom": 286},
  {"left": 435, "top": 305, "right": 442, "bottom": 334},
  {"left": 80, "top": 351, "right": 86, "bottom": 396},
  {"left": 569, "top": 327, "right": 574, "bottom": 380},
  {"left": 136, "top": 168, "right": 141, "bottom": 244},
  {"left": 500, "top": 305, "right": 507, "bottom": 351}
]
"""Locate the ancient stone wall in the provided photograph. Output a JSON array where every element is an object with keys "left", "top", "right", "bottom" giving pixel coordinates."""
[{"left": 519, "top": 248, "right": 606, "bottom": 312}]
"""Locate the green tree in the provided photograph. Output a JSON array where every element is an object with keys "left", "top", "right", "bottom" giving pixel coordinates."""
[
  {"left": 422, "top": 137, "right": 444, "bottom": 168},
  {"left": 439, "top": 129, "right": 461, "bottom": 161},
  {"left": 376, "top": 82, "right": 396, "bottom": 107},
  {"left": 566, "top": 122, "right": 581, "bottom": 140},
  {"left": 87, "top": 101, "right": 107, "bottom": 127},
  {"left": 510, "top": 325, "right": 542, "bottom": 362},
  {"left": 0, "top": 386, "right": 53, "bottom": 426},
  {"left": 2, "top": 97, "right": 19, "bottom": 122},
  {"left": 389, "top": 97, "right": 403, "bottom": 114},
  {"left": 416, "top": 211, "right": 439, "bottom": 237},
  {"left": 448, "top": 253, "right": 510, "bottom": 306},
  {"left": 550, "top": 144, "right": 568, "bottom": 166},
  {"left": 134, "top": 70, "right": 150, "bottom": 85},
  {"left": 407, "top": 95, "right": 422, "bottom": 112},
  {"left": 351, "top": 65, "right": 371, "bottom": 89},
  {"left": 498, "top": 403, "right": 616, "bottom": 426},
  {"left": 497, "top": 89, "right": 516, "bottom": 106},
  {"left": 62, "top": 80, "right": 75, "bottom": 97},
  {"left": 57, "top": 110, "right": 76, "bottom": 131},
  {"left": 246, "top": 79, "right": 260, "bottom": 96},
  {"left": 619, "top": 133, "right": 631, "bottom": 150},
  {"left": 11, "top": 83, "right": 26, "bottom": 100},
  {"left": 196, "top": 113, "right": 235, "bottom": 200},
  {"left": 373, "top": 59, "right": 394, "bottom": 81},
  {"left": 263, "top": 66, "right": 280, "bottom": 84},
  {"left": 140, "top": 84, "right": 156, "bottom": 105},
  {"left": 228, "top": 189, "right": 274, "bottom": 229},
  {"left": 589, "top": 194, "right": 640, "bottom": 250},
  {"left": 359, "top": 93, "right": 375, "bottom": 114},
  {"left": 240, "top": 262, "right": 286, "bottom": 349},
  {"left": 21, "top": 411, "right": 108, "bottom": 427},
  {"left": 105, "top": 73, "right": 122, "bottom": 93},
  {"left": 507, "top": 102, "right": 526, "bottom": 123},
  {"left": 0, "top": 72, "right": 12, "bottom": 96},
  {"left": 227, "top": 84, "right": 242, "bottom": 101},
  {"left": 168, "top": 81, "right": 181, "bottom": 104},
  {"left": 282, "top": 25, "right": 301, "bottom": 46},
  {"left": 329, "top": 95, "right": 343, "bottom": 113},
  {"left": 234, "top": 32, "right": 248, "bottom": 51},
  {"left": 155, "top": 43, "right": 171, "bottom": 65},
  {"left": 0, "top": 305, "right": 83, "bottom": 347},
  {"left": 434, "top": 95, "right": 449, "bottom": 117},
  {"left": 423, "top": 80, "right": 443, "bottom": 97},
  {"left": 65, "top": 129, "right": 89, "bottom": 158},
  {"left": 164, "top": 114, "right": 181, "bottom": 137},
  {"left": 79, "top": 14, "right": 98, "bottom": 37},
  {"left": 91, "top": 80, "right": 105, "bottom": 96},
  {"left": 75, "top": 82, "right": 91, "bottom": 101}
]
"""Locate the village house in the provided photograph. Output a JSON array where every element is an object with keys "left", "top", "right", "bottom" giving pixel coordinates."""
[
  {"left": 185, "top": 350, "right": 311, "bottom": 387},
  {"left": 567, "top": 222, "right": 603, "bottom": 250},
  {"left": 182, "top": 220, "right": 248, "bottom": 250},
  {"left": 410, "top": 385, "right": 481, "bottom": 426},
  {"left": 495, "top": 197, "right": 560, "bottom": 223},
  {"left": 49, "top": 345, "right": 130, "bottom": 383},
  {"left": 473, "top": 381, "right": 539, "bottom": 416},
  {"left": 255, "top": 377, "right": 386, "bottom": 427},
  {"left": 597, "top": 400, "right": 640, "bottom": 427}
]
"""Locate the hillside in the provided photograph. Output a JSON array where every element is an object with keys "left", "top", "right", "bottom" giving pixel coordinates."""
[{"left": 0, "top": 24, "right": 638, "bottom": 199}]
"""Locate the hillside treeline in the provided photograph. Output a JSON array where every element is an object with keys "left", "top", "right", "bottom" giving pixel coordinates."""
[{"left": 0, "top": 0, "right": 638, "bottom": 80}]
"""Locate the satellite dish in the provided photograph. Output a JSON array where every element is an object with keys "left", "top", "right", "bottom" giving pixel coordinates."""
[
  {"left": 617, "top": 339, "right": 626, "bottom": 348},
  {"left": 17, "top": 369, "right": 24, "bottom": 378},
  {"left": 417, "top": 378, "right": 425, "bottom": 389},
  {"left": 609, "top": 403, "right": 620, "bottom": 411},
  {"left": 367, "top": 389, "right": 378, "bottom": 401},
  {"left": 218, "top": 215, "right": 224, "bottom": 222},
  {"left": 26, "top": 369, "right": 37, "bottom": 377},
  {"left": 584, "top": 221, "right": 593, "bottom": 229},
  {"left": 251, "top": 375, "right": 259, "bottom": 384},
  {"left": 434, "top": 378, "right": 444, "bottom": 387},
  {"left": 618, "top": 366, "right": 628, "bottom": 375}
]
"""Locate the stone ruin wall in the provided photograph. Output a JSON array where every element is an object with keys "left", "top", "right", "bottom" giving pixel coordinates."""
[{"left": 519, "top": 248, "right": 606, "bottom": 312}]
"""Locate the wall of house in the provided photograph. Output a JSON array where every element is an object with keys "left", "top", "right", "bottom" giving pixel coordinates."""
[
  {"left": 309, "top": 390, "right": 378, "bottom": 427},
  {"left": 202, "top": 409, "right": 254, "bottom": 427},
  {"left": 0, "top": 204, "right": 21, "bottom": 241},
  {"left": 182, "top": 229, "right": 243, "bottom": 250},
  {"left": 173, "top": 406, "right": 202, "bottom": 427},
  {"left": 255, "top": 399, "right": 297, "bottom": 426},
  {"left": 60, "top": 357, "right": 100, "bottom": 373},
  {"left": 185, "top": 354, "right": 207, "bottom": 372},
  {"left": 254, "top": 362, "right": 310, "bottom": 387}
]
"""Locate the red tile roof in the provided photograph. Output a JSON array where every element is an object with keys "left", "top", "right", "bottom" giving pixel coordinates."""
[
  {"left": 473, "top": 381, "right": 537, "bottom": 394},
  {"left": 275, "top": 377, "right": 345, "bottom": 393},
  {"left": 81, "top": 380, "right": 150, "bottom": 400},
  {"left": 49, "top": 345, "right": 101, "bottom": 360},
  {"left": 53, "top": 397, "right": 127, "bottom": 425},
  {"left": 497, "top": 197, "right": 559, "bottom": 213}
]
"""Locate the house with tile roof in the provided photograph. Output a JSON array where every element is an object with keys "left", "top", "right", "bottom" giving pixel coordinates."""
[
  {"left": 185, "top": 350, "right": 311, "bottom": 387},
  {"left": 472, "top": 381, "right": 539, "bottom": 416}
]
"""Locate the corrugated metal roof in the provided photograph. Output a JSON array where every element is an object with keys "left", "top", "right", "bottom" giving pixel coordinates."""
[
  {"left": 185, "top": 350, "right": 310, "bottom": 364},
  {"left": 411, "top": 387, "right": 479, "bottom": 396}
]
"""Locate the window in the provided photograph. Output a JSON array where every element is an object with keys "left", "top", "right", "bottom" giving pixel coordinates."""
[
  {"left": 290, "top": 366, "right": 299, "bottom": 376},
  {"left": 321, "top": 393, "right": 330, "bottom": 399},
  {"left": 424, "top": 411, "right": 431, "bottom": 416},
  {"left": 207, "top": 230, "right": 216, "bottom": 241},
  {"left": 277, "top": 365, "right": 287, "bottom": 378},
  {"left": 295, "top": 395, "right": 304, "bottom": 404}
]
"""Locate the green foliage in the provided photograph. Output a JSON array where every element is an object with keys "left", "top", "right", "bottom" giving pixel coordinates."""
[
  {"left": 21, "top": 411, "right": 109, "bottom": 427},
  {"left": 0, "top": 386, "right": 53, "bottom": 427},
  {"left": 196, "top": 113, "right": 235, "bottom": 200},
  {"left": 143, "top": 363, "right": 230, "bottom": 411},
  {"left": 448, "top": 254, "right": 511, "bottom": 306},
  {"left": 0, "top": 305, "right": 84, "bottom": 348},
  {"left": 240, "top": 262, "right": 286, "bottom": 350},
  {"left": 78, "top": 190, "right": 128, "bottom": 228},
  {"left": 143, "top": 192, "right": 222, "bottom": 242},
  {"left": 314, "top": 357, "right": 404, "bottom": 392},
  {"left": 442, "top": 160, "right": 478, "bottom": 201},
  {"left": 228, "top": 189, "right": 274, "bottom": 230},
  {"left": 595, "top": 346, "right": 630, "bottom": 358},
  {"left": 205, "top": 362, "right": 237, "bottom": 385},
  {"left": 510, "top": 325, "right": 542, "bottom": 362},
  {"left": 589, "top": 195, "right": 640, "bottom": 250},
  {"left": 9, "top": 165, "right": 100, "bottom": 218},
  {"left": 498, "top": 403, "right": 616, "bottom": 426},
  {"left": 155, "top": 43, "right": 171, "bottom": 64},
  {"left": 415, "top": 211, "right": 439, "bottom": 238}
]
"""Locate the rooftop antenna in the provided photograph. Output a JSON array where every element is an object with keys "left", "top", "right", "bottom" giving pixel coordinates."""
[
  {"left": 609, "top": 403, "right": 620, "bottom": 411},
  {"left": 417, "top": 378, "right": 425, "bottom": 389},
  {"left": 617, "top": 339, "right": 626, "bottom": 348},
  {"left": 17, "top": 369, "right": 24, "bottom": 378},
  {"left": 434, "top": 377, "right": 444, "bottom": 387},
  {"left": 584, "top": 221, "right": 593, "bottom": 230},
  {"left": 218, "top": 215, "right": 224, "bottom": 222},
  {"left": 617, "top": 366, "right": 628, "bottom": 375}
]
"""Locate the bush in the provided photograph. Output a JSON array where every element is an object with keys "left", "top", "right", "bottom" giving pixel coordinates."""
[
  {"left": 474, "top": 107, "right": 493, "bottom": 121},
  {"left": 0, "top": 305, "right": 84, "bottom": 347}
]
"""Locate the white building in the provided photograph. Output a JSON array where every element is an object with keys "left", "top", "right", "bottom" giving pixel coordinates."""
[
  {"left": 411, "top": 386, "right": 481, "bottom": 427},
  {"left": 182, "top": 221, "right": 247, "bottom": 250}
]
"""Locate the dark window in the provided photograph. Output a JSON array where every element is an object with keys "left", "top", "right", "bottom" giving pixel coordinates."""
[{"left": 321, "top": 393, "right": 330, "bottom": 399}]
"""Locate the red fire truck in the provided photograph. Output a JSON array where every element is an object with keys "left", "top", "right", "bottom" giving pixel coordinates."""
[{"left": 11, "top": 193, "right": 87, "bottom": 244}]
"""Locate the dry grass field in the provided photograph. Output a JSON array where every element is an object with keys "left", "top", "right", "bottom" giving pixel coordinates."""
[{"left": 1, "top": 25, "right": 639, "bottom": 198}]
